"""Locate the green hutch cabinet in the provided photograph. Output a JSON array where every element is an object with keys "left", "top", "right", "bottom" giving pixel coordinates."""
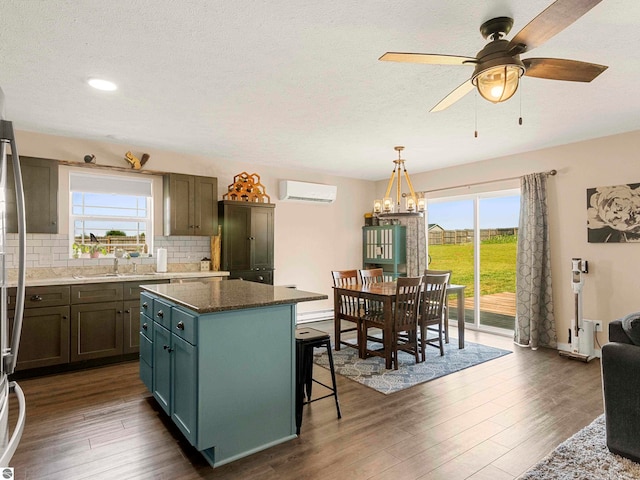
[{"left": 362, "top": 225, "right": 407, "bottom": 280}]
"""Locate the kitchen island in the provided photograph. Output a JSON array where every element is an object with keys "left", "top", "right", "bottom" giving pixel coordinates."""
[{"left": 139, "top": 279, "right": 327, "bottom": 467}]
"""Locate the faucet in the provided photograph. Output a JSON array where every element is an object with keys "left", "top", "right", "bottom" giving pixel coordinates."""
[{"left": 113, "top": 257, "right": 119, "bottom": 274}]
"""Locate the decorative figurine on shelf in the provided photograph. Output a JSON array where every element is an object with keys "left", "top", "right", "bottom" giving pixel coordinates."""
[
  {"left": 222, "top": 172, "right": 270, "bottom": 203},
  {"left": 124, "top": 151, "right": 150, "bottom": 170}
]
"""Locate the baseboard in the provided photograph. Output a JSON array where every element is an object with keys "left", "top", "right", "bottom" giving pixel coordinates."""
[{"left": 297, "top": 309, "right": 333, "bottom": 324}]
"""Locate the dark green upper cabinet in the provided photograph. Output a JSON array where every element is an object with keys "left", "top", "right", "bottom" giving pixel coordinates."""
[
  {"left": 163, "top": 174, "right": 218, "bottom": 236},
  {"left": 6, "top": 156, "right": 58, "bottom": 233}
]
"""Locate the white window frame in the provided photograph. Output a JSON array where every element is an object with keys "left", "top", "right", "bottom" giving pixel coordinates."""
[{"left": 68, "top": 169, "right": 155, "bottom": 257}]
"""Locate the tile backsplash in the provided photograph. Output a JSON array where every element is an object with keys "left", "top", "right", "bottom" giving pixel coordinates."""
[{"left": 5, "top": 233, "right": 212, "bottom": 273}]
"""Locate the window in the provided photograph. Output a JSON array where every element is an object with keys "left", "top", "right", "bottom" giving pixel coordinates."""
[{"left": 69, "top": 172, "right": 153, "bottom": 257}]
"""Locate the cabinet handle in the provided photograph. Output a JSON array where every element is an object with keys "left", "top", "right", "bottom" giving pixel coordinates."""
[
  {"left": 257, "top": 276, "right": 264, "bottom": 282},
  {"left": 195, "top": 225, "right": 200, "bottom": 229},
  {"left": 249, "top": 236, "right": 255, "bottom": 240},
  {"left": 176, "top": 321, "right": 184, "bottom": 330},
  {"left": 125, "top": 309, "right": 131, "bottom": 314},
  {"left": 117, "top": 310, "right": 123, "bottom": 314},
  {"left": 31, "top": 295, "right": 43, "bottom": 302},
  {"left": 163, "top": 345, "right": 173, "bottom": 353},
  {"left": 142, "top": 323, "right": 148, "bottom": 330},
  {"left": 157, "top": 310, "right": 164, "bottom": 318},
  {"left": 63, "top": 316, "right": 68, "bottom": 320},
  {"left": 142, "top": 302, "right": 148, "bottom": 309}
]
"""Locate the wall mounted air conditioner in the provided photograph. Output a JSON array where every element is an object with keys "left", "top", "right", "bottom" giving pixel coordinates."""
[{"left": 279, "top": 180, "right": 337, "bottom": 203}]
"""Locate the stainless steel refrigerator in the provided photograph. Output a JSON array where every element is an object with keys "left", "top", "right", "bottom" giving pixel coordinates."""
[{"left": 0, "top": 86, "right": 27, "bottom": 467}]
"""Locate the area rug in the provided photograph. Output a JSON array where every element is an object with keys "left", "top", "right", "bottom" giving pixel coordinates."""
[
  {"left": 520, "top": 414, "right": 640, "bottom": 479},
  {"left": 312, "top": 339, "right": 511, "bottom": 394}
]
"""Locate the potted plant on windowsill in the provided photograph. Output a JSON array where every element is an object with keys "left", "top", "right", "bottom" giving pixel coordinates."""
[
  {"left": 89, "top": 244, "right": 106, "bottom": 258},
  {"left": 72, "top": 243, "right": 95, "bottom": 259}
]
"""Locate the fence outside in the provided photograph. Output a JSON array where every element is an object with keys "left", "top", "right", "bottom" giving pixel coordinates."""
[
  {"left": 428, "top": 228, "right": 518, "bottom": 245},
  {"left": 74, "top": 235, "right": 146, "bottom": 254}
]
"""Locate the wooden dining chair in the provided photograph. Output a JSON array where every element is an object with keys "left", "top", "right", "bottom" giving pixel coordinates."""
[
  {"left": 362, "top": 276, "right": 422, "bottom": 370},
  {"left": 418, "top": 272, "right": 450, "bottom": 359},
  {"left": 358, "top": 268, "right": 385, "bottom": 317},
  {"left": 358, "top": 268, "right": 384, "bottom": 285},
  {"left": 425, "top": 269, "right": 453, "bottom": 343},
  {"left": 331, "top": 270, "right": 362, "bottom": 353}
]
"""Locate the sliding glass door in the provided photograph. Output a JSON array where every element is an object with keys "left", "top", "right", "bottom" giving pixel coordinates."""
[{"left": 427, "top": 189, "right": 520, "bottom": 334}]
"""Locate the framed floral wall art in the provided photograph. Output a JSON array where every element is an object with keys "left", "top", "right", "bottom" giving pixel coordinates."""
[{"left": 587, "top": 182, "right": 640, "bottom": 243}]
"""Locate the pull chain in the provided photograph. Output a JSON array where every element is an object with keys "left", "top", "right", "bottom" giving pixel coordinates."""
[
  {"left": 474, "top": 91, "right": 478, "bottom": 138},
  {"left": 518, "top": 81, "right": 523, "bottom": 126}
]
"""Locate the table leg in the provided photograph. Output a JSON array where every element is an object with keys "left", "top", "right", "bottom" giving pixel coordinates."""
[
  {"left": 384, "top": 297, "right": 393, "bottom": 370},
  {"left": 457, "top": 290, "right": 465, "bottom": 349},
  {"left": 358, "top": 293, "right": 366, "bottom": 360},
  {"left": 444, "top": 295, "right": 450, "bottom": 344}
]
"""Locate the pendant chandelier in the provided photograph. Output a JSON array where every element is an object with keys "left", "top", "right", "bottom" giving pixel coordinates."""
[{"left": 373, "top": 146, "right": 425, "bottom": 217}]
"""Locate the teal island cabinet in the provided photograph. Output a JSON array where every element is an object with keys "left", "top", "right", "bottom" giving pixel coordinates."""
[{"left": 139, "top": 279, "right": 326, "bottom": 467}]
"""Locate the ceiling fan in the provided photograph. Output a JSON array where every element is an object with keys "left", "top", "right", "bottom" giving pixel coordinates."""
[{"left": 379, "top": 0, "right": 608, "bottom": 112}]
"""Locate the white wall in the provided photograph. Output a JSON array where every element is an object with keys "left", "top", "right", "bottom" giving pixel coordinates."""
[
  {"left": 378, "top": 130, "right": 640, "bottom": 343},
  {"left": 14, "top": 130, "right": 374, "bottom": 314}
]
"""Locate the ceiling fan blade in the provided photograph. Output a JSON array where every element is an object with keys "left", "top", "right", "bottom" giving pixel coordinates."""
[
  {"left": 523, "top": 58, "right": 607, "bottom": 82},
  {"left": 379, "top": 52, "right": 476, "bottom": 66},
  {"left": 430, "top": 80, "right": 475, "bottom": 112},
  {"left": 508, "top": 0, "right": 603, "bottom": 54}
]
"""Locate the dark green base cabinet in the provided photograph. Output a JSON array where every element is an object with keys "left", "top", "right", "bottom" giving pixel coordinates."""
[
  {"left": 139, "top": 291, "right": 296, "bottom": 467},
  {"left": 9, "top": 280, "right": 169, "bottom": 377}
]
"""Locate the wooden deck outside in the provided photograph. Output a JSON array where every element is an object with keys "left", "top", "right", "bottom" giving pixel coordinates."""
[
  {"left": 476, "top": 292, "right": 516, "bottom": 317},
  {"left": 449, "top": 291, "right": 517, "bottom": 330}
]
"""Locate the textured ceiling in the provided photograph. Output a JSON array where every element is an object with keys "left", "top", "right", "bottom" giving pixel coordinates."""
[{"left": 1, "top": 0, "right": 639, "bottom": 180}]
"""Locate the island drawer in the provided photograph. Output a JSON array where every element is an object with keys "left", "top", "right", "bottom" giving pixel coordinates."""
[
  {"left": 140, "top": 312, "right": 154, "bottom": 339},
  {"left": 139, "top": 334, "right": 153, "bottom": 392},
  {"left": 8, "top": 285, "right": 71, "bottom": 309},
  {"left": 153, "top": 297, "right": 173, "bottom": 330},
  {"left": 140, "top": 292, "right": 154, "bottom": 317},
  {"left": 172, "top": 307, "right": 197, "bottom": 345},
  {"left": 139, "top": 332, "right": 153, "bottom": 366}
]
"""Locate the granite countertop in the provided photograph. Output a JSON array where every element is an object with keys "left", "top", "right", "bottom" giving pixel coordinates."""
[
  {"left": 142, "top": 279, "right": 327, "bottom": 313},
  {"left": 15, "top": 270, "right": 230, "bottom": 288}
]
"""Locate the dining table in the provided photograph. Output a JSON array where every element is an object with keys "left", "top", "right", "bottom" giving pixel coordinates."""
[{"left": 333, "top": 281, "right": 467, "bottom": 369}]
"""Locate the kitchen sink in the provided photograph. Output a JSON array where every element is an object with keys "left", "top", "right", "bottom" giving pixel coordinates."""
[{"left": 72, "top": 272, "right": 159, "bottom": 279}]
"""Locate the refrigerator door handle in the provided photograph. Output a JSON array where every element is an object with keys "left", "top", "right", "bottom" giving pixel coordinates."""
[
  {"left": 5, "top": 128, "right": 26, "bottom": 375},
  {"left": 0, "top": 381, "right": 26, "bottom": 467}
]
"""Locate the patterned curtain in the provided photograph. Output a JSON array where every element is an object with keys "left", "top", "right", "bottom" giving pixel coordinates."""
[{"left": 515, "top": 173, "right": 557, "bottom": 349}]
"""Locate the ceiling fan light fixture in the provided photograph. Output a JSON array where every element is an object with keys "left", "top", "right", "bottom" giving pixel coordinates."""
[{"left": 473, "top": 64, "right": 524, "bottom": 103}]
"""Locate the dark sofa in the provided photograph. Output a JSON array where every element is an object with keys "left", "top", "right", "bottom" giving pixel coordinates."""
[{"left": 601, "top": 317, "right": 640, "bottom": 463}]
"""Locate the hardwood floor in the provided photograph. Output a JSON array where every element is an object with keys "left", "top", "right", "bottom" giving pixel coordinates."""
[{"left": 8, "top": 324, "right": 604, "bottom": 479}]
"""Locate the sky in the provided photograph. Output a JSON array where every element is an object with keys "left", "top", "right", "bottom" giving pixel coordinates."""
[{"left": 427, "top": 195, "right": 520, "bottom": 230}]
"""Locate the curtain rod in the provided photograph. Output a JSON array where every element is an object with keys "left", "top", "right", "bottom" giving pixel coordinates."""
[{"left": 417, "top": 169, "right": 557, "bottom": 195}]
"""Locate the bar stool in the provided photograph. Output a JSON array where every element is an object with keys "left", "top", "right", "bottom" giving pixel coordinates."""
[{"left": 295, "top": 327, "right": 342, "bottom": 435}]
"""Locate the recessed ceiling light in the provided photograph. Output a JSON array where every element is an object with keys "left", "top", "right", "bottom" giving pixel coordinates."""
[{"left": 88, "top": 78, "right": 117, "bottom": 91}]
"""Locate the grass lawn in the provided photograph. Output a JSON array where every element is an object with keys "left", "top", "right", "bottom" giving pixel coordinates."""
[{"left": 428, "top": 236, "right": 517, "bottom": 299}]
